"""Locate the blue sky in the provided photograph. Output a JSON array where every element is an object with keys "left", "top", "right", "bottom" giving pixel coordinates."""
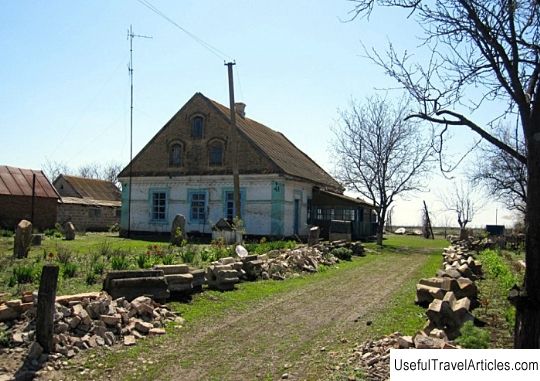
[{"left": 0, "top": 1, "right": 517, "bottom": 227}]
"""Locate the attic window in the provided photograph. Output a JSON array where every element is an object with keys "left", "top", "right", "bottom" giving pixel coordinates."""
[
  {"left": 191, "top": 116, "right": 204, "bottom": 139},
  {"left": 169, "top": 143, "right": 182, "bottom": 167},
  {"left": 209, "top": 140, "right": 224, "bottom": 166}
]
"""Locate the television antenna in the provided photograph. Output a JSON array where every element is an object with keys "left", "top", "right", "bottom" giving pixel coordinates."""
[{"left": 126, "top": 25, "right": 152, "bottom": 238}]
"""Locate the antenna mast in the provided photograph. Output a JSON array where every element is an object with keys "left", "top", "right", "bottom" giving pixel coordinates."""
[{"left": 127, "top": 25, "right": 152, "bottom": 238}]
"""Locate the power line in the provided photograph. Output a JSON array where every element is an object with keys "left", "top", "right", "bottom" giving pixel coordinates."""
[{"left": 135, "top": 0, "right": 232, "bottom": 61}]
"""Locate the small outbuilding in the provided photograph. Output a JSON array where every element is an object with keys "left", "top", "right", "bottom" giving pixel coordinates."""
[
  {"left": 0, "top": 165, "right": 60, "bottom": 230},
  {"left": 54, "top": 175, "right": 121, "bottom": 231}
]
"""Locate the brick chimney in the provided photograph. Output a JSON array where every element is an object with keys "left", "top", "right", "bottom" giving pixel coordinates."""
[{"left": 235, "top": 102, "right": 246, "bottom": 118}]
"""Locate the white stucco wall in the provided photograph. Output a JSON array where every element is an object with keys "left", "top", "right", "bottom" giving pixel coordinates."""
[{"left": 119, "top": 174, "right": 315, "bottom": 236}]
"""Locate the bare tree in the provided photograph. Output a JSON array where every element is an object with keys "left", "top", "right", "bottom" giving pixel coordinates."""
[
  {"left": 348, "top": 0, "right": 540, "bottom": 348},
  {"left": 100, "top": 161, "right": 123, "bottom": 187},
  {"left": 470, "top": 125, "right": 527, "bottom": 214},
  {"left": 42, "top": 160, "right": 123, "bottom": 189},
  {"left": 332, "top": 95, "right": 434, "bottom": 245},
  {"left": 77, "top": 163, "right": 101, "bottom": 179},
  {"left": 42, "top": 160, "right": 72, "bottom": 182},
  {"left": 441, "top": 182, "right": 481, "bottom": 240}
]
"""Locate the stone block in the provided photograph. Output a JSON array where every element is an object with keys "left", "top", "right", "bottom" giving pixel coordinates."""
[
  {"left": 64, "top": 221, "right": 76, "bottom": 240},
  {"left": 134, "top": 320, "right": 153, "bottom": 334},
  {"left": 414, "top": 335, "right": 446, "bottom": 349},
  {"left": 123, "top": 335, "right": 136, "bottom": 346},
  {"left": 154, "top": 264, "right": 190, "bottom": 275},
  {"left": 55, "top": 292, "right": 101, "bottom": 306},
  {"left": 170, "top": 214, "right": 187, "bottom": 245},
  {"left": 100, "top": 314, "right": 121, "bottom": 326},
  {"left": 14, "top": 219, "right": 32, "bottom": 258},
  {"left": 415, "top": 284, "right": 446, "bottom": 306},
  {"left": 149, "top": 328, "right": 166, "bottom": 336}
]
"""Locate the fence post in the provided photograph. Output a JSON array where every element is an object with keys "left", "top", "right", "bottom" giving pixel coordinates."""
[{"left": 36, "top": 264, "right": 59, "bottom": 353}]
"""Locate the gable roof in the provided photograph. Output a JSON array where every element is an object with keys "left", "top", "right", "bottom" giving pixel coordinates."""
[
  {"left": 206, "top": 97, "right": 343, "bottom": 191},
  {"left": 120, "top": 92, "right": 343, "bottom": 192},
  {"left": 0, "top": 165, "right": 59, "bottom": 199},
  {"left": 54, "top": 175, "right": 120, "bottom": 202}
]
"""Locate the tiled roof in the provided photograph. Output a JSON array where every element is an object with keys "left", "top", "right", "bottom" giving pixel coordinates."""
[
  {"left": 56, "top": 175, "right": 120, "bottom": 202},
  {"left": 0, "top": 165, "right": 59, "bottom": 199},
  {"left": 207, "top": 97, "right": 343, "bottom": 191}
]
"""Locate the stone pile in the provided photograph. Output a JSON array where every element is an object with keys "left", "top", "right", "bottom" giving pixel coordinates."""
[
  {"left": 103, "top": 269, "right": 170, "bottom": 302},
  {"left": 206, "top": 257, "right": 243, "bottom": 291},
  {"left": 0, "top": 291, "right": 35, "bottom": 322},
  {"left": 204, "top": 246, "right": 341, "bottom": 289},
  {"left": 425, "top": 292, "right": 474, "bottom": 340},
  {"left": 103, "top": 266, "right": 207, "bottom": 301},
  {"left": 154, "top": 264, "right": 193, "bottom": 294},
  {"left": 438, "top": 244, "right": 483, "bottom": 280},
  {"left": 316, "top": 240, "right": 365, "bottom": 257},
  {"left": 0, "top": 292, "right": 184, "bottom": 380},
  {"left": 261, "top": 247, "right": 338, "bottom": 280},
  {"left": 415, "top": 242, "right": 482, "bottom": 341},
  {"left": 415, "top": 277, "right": 478, "bottom": 307},
  {"left": 348, "top": 331, "right": 458, "bottom": 381}
]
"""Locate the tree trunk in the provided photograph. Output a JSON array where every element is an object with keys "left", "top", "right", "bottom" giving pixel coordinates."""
[
  {"left": 514, "top": 112, "right": 540, "bottom": 348},
  {"left": 376, "top": 216, "right": 385, "bottom": 246}
]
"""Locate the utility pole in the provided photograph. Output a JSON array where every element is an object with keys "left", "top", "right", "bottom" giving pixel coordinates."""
[
  {"left": 225, "top": 61, "right": 241, "bottom": 222},
  {"left": 127, "top": 25, "right": 151, "bottom": 238}
]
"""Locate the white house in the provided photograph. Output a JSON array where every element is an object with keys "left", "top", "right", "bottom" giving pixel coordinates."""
[{"left": 118, "top": 93, "right": 376, "bottom": 239}]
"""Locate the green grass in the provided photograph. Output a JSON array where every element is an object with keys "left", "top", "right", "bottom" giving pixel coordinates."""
[
  {"left": 475, "top": 249, "right": 523, "bottom": 348},
  {"left": 367, "top": 245, "right": 441, "bottom": 336}
]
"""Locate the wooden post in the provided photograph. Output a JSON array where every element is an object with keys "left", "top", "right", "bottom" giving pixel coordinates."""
[
  {"left": 31, "top": 173, "right": 36, "bottom": 224},
  {"left": 225, "top": 62, "right": 242, "bottom": 223},
  {"left": 36, "top": 264, "right": 59, "bottom": 353}
]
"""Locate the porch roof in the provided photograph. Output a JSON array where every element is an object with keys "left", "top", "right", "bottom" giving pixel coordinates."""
[{"left": 312, "top": 189, "right": 375, "bottom": 209}]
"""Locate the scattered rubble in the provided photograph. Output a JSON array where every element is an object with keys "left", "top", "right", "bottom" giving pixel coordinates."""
[
  {"left": 348, "top": 331, "right": 458, "bottom": 381},
  {"left": 0, "top": 292, "right": 183, "bottom": 380}
]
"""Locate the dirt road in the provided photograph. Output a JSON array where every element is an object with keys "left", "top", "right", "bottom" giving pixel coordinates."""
[{"left": 50, "top": 252, "right": 430, "bottom": 381}]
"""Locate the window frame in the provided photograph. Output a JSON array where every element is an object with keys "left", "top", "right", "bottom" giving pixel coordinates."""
[
  {"left": 149, "top": 188, "right": 169, "bottom": 224},
  {"left": 188, "top": 189, "right": 208, "bottom": 224},
  {"left": 222, "top": 188, "right": 246, "bottom": 222},
  {"left": 191, "top": 115, "right": 204, "bottom": 139},
  {"left": 208, "top": 139, "right": 225, "bottom": 166},
  {"left": 168, "top": 142, "right": 183, "bottom": 167}
]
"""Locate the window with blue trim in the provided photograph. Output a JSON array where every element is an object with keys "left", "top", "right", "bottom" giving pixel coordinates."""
[
  {"left": 151, "top": 191, "right": 167, "bottom": 221},
  {"left": 190, "top": 192, "right": 207, "bottom": 222},
  {"left": 223, "top": 189, "right": 245, "bottom": 222}
]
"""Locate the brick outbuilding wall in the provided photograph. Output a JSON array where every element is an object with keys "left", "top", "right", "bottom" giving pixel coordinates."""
[{"left": 0, "top": 195, "right": 58, "bottom": 230}]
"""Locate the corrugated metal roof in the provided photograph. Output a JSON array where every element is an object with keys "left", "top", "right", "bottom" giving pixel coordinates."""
[
  {"left": 0, "top": 165, "right": 59, "bottom": 198},
  {"left": 56, "top": 175, "right": 120, "bottom": 202}
]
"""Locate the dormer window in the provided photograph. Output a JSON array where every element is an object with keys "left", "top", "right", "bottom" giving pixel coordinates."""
[
  {"left": 191, "top": 116, "right": 204, "bottom": 139},
  {"left": 169, "top": 143, "right": 182, "bottom": 167},
  {"left": 209, "top": 140, "right": 224, "bottom": 166}
]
